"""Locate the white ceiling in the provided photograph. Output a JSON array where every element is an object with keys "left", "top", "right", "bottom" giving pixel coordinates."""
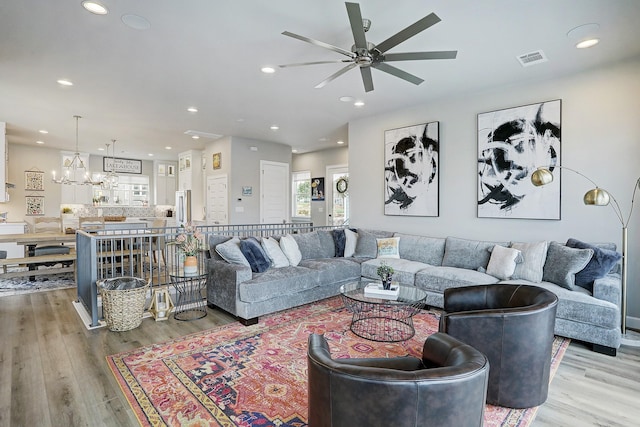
[{"left": 1, "top": 0, "right": 639, "bottom": 160}]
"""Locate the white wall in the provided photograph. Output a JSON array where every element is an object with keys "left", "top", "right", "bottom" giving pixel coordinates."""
[
  {"left": 292, "top": 146, "right": 348, "bottom": 226},
  {"left": 349, "top": 58, "right": 640, "bottom": 321}
]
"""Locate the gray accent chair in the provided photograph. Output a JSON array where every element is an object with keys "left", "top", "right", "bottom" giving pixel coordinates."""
[
  {"left": 439, "top": 284, "right": 558, "bottom": 408},
  {"left": 307, "top": 332, "right": 489, "bottom": 427}
]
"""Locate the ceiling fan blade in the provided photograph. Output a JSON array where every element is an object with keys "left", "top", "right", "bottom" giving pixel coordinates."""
[
  {"left": 279, "top": 60, "right": 349, "bottom": 68},
  {"left": 315, "top": 63, "right": 358, "bottom": 89},
  {"left": 282, "top": 31, "right": 354, "bottom": 58},
  {"left": 375, "top": 13, "right": 441, "bottom": 54},
  {"left": 346, "top": 2, "right": 368, "bottom": 50},
  {"left": 373, "top": 62, "right": 424, "bottom": 85},
  {"left": 360, "top": 67, "right": 374, "bottom": 92},
  {"left": 384, "top": 51, "right": 457, "bottom": 61}
]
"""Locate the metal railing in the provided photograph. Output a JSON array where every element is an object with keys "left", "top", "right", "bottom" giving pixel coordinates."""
[{"left": 76, "top": 222, "right": 338, "bottom": 327}]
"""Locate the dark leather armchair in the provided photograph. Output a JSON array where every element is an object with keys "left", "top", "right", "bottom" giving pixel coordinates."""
[
  {"left": 439, "top": 284, "right": 558, "bottom": 408},
  {"left": 307, "top": 332, "right": 489, "bottom": 427}
]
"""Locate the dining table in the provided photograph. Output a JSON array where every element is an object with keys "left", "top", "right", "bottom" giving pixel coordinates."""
[{"left": 0, "top": 232, "right": 77, "bottom": 256}]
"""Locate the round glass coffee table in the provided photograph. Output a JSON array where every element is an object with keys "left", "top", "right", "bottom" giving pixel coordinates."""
[{"left": 340, "top": 280, "right": 427, "bottom": 342}]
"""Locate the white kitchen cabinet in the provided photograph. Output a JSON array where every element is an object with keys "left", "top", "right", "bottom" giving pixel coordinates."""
[
  {"left": 154, "top": 160, "right": 177, "bottom": 205},
  {"left": 0, "top": 222, "right": 27, "bottom": 258}
]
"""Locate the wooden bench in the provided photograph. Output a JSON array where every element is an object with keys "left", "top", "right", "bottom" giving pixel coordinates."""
[{"left": 0, "top": 252, "right": 76, "bottom": 279}]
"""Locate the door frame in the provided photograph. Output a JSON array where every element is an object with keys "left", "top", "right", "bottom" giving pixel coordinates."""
[
  {"left": 260, "top": 160, "right": 290, "bottom": 224},
  {"left": 325, "top": 164, "right": 348, "bottom": 226}
]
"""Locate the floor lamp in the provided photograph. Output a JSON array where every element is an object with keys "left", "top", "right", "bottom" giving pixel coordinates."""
[{"left": 531, "top": 166, "right": 640, "bottom": 347}]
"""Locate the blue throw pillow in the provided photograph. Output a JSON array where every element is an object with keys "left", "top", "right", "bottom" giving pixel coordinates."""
[
  {"left": 240, "top": 237, "right": 271, "bottom": 273},
  {"left": 566, "top": 238, "right": 622, "bottom": 291},
  {"left": 332, "top": 229, "right": 346, "bottom": 257}
]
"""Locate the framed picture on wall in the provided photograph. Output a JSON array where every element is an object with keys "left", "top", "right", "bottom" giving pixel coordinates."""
[
  {"left": 26, "top": 195, "right": 44, "bottom": 216},
  {"left": 25, "top": 170, "right": 44, "bottom": 191},
  {"left": 213, "top": 152, "right": 222, "bottom": 170},
  {"left": 384, "top": 121, "right": 439, "bottom": 217},
  {"left": 311, "top": 177, "right": 325, "bottom": 201},
  {"left": 477, "top": 99, "right": 561, "bottom": 219}
]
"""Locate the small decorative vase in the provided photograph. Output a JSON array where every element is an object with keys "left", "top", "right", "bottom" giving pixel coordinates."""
[
  {"left": 183, "top": 255, "right": 198, "bottom": 275},
  {"left": 382, "top": 276, "right": 392, "bottom": 290}
]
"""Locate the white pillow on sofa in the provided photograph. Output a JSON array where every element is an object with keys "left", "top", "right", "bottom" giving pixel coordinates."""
[
  {"left": 262, "top": 237, "right": 289, "bottom": 268},
  {"left": 486, "top": 245, "right": 522, "bottom": 280},
  {"left": 280, "top": 234, "right": 302, "bottom": 266},
  {"left": 344, "top": 229, "right": 358, "bottom": 257},
  {"left": 216, "top": 237, "right": 250, "bottom": 267},
  {"left": 511, "top": 241, "right": 548, "bottom": 282}
]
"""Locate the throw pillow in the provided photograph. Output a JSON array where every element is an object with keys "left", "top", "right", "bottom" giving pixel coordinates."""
[
  {"left": 280, "top": 234, "right": 302, "bottom": 266},
  {"left": 261, "top": 236, "right": 289, "bottom": 268},
  {"left": 510, "top": 241, "right": 549, "bottom": 282},
  {"left": 240, "top": 237, "right": 271, "bottom": 273},
  {"left": 332, "top": 229, "right": 346, "bottom": 257},
  {"left": 344, "top": 229, "right": 358, "bottom": 257},
  {"left": 542, "top": 241, "right": 593, "bottom": 290},
  {"left": 292, "top": 231, "right": 324, "bottom": 260},
  {"left": 208, "top": 235, "right": 232, "bottom": 260},
  {"left": 441, "top": 237, "right": 510, "bottom": 270},
  {"left": 215, "top": 237, "right": 250, "bottom": 267},
  {"left": 354, "top": 229, "right": 394, "bottom": 258},
  {"left": 376, "top": 237, "right": 400, "bottom": 259},
  {"left": 485, "top": 245, "right": 522, "bottom": 280},
  {"left": 566, "top": 238, "right": 622, "bottom": 291}
]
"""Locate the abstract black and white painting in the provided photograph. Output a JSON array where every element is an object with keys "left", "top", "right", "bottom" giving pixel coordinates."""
[
  {"left": 477, "top": 99, "right": 561, "bottom": 219},
  {"left": 384, "top": 122, "right": 439, "bottom": 217}
]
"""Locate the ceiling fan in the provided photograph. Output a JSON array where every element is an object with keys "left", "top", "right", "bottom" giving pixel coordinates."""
[{"left": 279, "top": 2, "right": 457, "bottom": 92}]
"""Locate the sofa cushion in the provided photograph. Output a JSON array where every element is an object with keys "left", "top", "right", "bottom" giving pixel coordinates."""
[
  {"left": 292, "top": 231, "right": 324, "bottom": 260},
  {"left": 298, "top": 258, "right": 361, "bottom": 284},
  {"left": 238, "top": 266, "right": 319, "bottom": 303},
  {"left": 510, "top": 241, "right": 548, "bottom": 283},
  {"left": 566, "top": 238, "right": 622, "bottom": 292},
  {"left": 280, "top": 234, "right": 302, "bottom": 266},
  {"left": 441, "top": 237, "right": 509, "bottom": 270},
  {"left": 216, "top": 237, "right": 250, "bottom": 267},
  {"left": 394, "top": 233, "right": 445, "bottom": 265},
  {"left": 317, "top": 230, "right": 336, "bottom": 258},
  {"left": 542, "top": 242, "right": 593, "bottom": 290},
  {"left": 240, "top": 237, "right": 271, "bottom": 273},
  {"left": 415, "top": 265, "right": 500, "bottom": 295},
  {"left": 344, "top": 229, "right": 358, "bottom": 257},
  {"left": 208, "top": 235, "right": 232, "bottom": 260},
  {"left": 261, "top": 237, "right": 289, "bottom": 268},
  {"left": 361, "top": 258, "right": 429, "bottom": 286},
  {"left": 485, "top": 245, "right": 522, "bottom": 280},
  {"left": 376, "top": 237, "right": 400, "bottom": 259},
  {"left": 354, "top": 229, "right": 394, "bottom": 258}
]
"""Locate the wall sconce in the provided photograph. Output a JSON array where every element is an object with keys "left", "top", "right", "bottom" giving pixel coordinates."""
[{"left": 149, "top": 287, "right": 174, "bottom": 321}]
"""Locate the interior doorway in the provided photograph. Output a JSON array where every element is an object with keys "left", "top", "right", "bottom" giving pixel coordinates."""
[
  {"left": 206, "top": 175, "right": 228, "bottom": 225},
  {"left": 326, "top": 164, "right": 349, "bottom": 226},
  {"left": 260, "top": 161, "right": 290, "bottom": 224}
]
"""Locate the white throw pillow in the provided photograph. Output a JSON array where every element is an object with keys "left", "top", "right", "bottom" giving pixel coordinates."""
[
  {"left": 486, "top": 245, "right": 522, "bottom": 280},
  {"left": 280, "top": 234, "right": 302, "bottom": 266},
  {"left": 376, "top": 237, "right": 400, "bottom": 259},
  {"left": 344, "top": 229, "right": 358, "bottom": 257},
  {"left": 511, "top": 241, "right": 549, "bottom": 282},
  {"left": 262, "top": 237, "right": 289, "bottom": 268},
  {"left": 215, "top": 237, "right": 250, "bottom": 267}
]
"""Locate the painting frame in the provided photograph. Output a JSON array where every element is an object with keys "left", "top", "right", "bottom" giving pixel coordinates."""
[
  {"left": 25, "top": 170, "right": 44, "bottom": 191},
  {"left": 26, "top": 195, "right": 45, "bottom": 216},
  {"left": 213, "top": 152, "right": 222, "bottom": 170},
  {"left": 311, "top": 177, "right": 325, "bottom": 201},
  {"left": 384, "top": 121, "right": 439, "bottom": 217},
  {"left": 477, "top": 99, "right": 561, "bottom": 220}
]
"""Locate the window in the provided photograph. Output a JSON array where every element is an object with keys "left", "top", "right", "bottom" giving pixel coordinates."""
[{"left": 292, "top": 171, "right": 311, "bottom": 217}]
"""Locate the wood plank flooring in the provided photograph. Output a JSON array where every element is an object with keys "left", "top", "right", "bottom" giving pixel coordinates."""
[{"left": 1, "top": 288, "right": 639, "bottom": 427}]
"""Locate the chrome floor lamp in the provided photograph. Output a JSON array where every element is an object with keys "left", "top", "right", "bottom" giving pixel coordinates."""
[{"left": 531, "top": 166, "right": 640, "bottom": 347}]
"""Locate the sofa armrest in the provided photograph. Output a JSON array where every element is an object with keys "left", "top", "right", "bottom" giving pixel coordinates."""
[
  {"left": 592, "top": 273, "right": 621, "bottom": 306},
  {"left": 206, "top": 259, "right": 252, "bottom": 309}
]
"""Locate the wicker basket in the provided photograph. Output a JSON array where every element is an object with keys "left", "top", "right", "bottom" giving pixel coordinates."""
[{"left": 98, "top": 277, "right": 150, "bottom": 331}]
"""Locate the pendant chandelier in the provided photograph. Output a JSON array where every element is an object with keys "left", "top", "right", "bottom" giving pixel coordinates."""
[
  {"left": 101, "top": 139, "right": 119, "bottom": 190},
  {"left": 52, "top": 115, "right": 102, "bottom": 186}
]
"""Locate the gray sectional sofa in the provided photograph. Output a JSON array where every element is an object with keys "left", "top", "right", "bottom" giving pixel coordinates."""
[{"left": 206, "top": 228, "right": 622, "bottom": 355}]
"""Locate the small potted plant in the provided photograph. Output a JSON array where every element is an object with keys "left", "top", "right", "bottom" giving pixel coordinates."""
[{"left": 376, "top": 262, "right": 395, "bottom": 290}]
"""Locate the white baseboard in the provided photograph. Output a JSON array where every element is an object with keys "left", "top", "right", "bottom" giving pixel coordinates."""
[{"left": 626, "top": 315, "right": 640, "bottom": 331}]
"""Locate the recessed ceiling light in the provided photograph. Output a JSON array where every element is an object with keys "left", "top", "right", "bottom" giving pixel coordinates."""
[
  {"left": 122, "top": 14, "right": 151, "bottom": 30},
  {"left": 36, "top": 140, "right": 45, "bottom": 145},
  {"left": 576, "top": 38, "right": 599, "bottom": 49},
  {"left": 165, "top": 146, "right": 172, "bottom": 150},
  {"left": 57, "top": 79, "right": 73, "bottom": 86},
  {"left": 339, "top": 96, "right": 354, "bottom": 102},
  {"left": 82, "top": 1, "right": 108, "bottom": 15},
  {"left": 98, "top": 147, "right": 105, "bottom": 151},
  {"left": 337, "top": 140, "right": 345, "bottom": 145},
  {"left": 192, "top": 135, "right": 200, "bottom": 140},
  {"left": 292, "top": 149, "right": 298, "bottom": 153},
  {"left": 187, "top": 107, "right": 198, "bottom": 113},
  {"left": 354, "top": 100, "right": 365, "bottom": 107},
  {"left": 236, "top": 118, "right": 245, "bottom": 122},
  {"left": 318, "top": 137, "right": 327, "bottom": 142},
  {"left": 270, "top": 125, "right": 279, "bottom": 130},
  {"left": 148, "top": 153, "right": 154, "bottom": 157},
  {"left": 261, "top": 67, "right": 276, "bottom": 74},
  {"left": 39, "top": 129, "right": 48, "bottom": 134}
]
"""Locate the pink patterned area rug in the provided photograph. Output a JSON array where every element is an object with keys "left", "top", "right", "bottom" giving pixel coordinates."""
[{"left": 107, "top": 297, "right": 569, "bottom": 427}]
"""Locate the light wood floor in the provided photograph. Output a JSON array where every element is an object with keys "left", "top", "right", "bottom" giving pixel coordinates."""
[{"left": 0, "top": 288, "right": 638, "bottom": 427}]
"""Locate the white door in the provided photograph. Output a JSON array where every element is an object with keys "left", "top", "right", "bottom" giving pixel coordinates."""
[
  {"left": 260, "top": 161, "right": 289, "bottom": 224},
  {"left": 326, "top": 164, "right": 349, "bottom": 226},
  {"left": 206, "top": 175, "right": 228, "bottom": 225}
]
